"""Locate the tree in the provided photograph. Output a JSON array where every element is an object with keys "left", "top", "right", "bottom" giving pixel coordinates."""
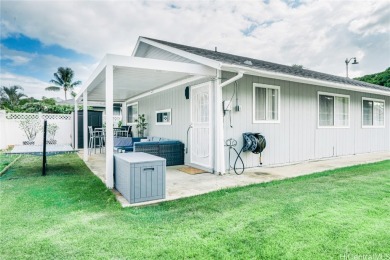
[
  {"left": 0, "top": 85, "right": 26, "bottom": 111},
  {"left": 354, "top": 67, "right": 390, "bottom": 87},
  {"left": 46, "top": 67, "right": 81, "bottom": 100}
]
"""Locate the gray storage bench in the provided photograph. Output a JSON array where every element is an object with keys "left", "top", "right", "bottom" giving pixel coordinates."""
[{"left": 114, "top": 152, "right": 166, "bottom": 204}]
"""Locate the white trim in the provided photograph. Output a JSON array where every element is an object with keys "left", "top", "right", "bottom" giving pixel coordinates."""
[
  {"left": 155, "top": 109, "right": 172, "bottom": 125},
  {"left": 214, "top": 70, "right": 225, "bottom": 174},
  {"left": 125, "top": 75, "right": 208, "bottom": 103},
  {"left": 220, "top": 71, "right": 244, "bottom": 88},
  {"left": 361, "top": 97, "right": 386, "bottom": 128},
  {"left": 253, "top": 83, "right": 281, "bottom": 124},
  {"left": 105, "top": 64, "right": 114, "bottom": 189},
  {"left": 222, "top": 64, "right": 390, "bottom": 97},
  {"left": 83, "top": 91, "right": 88, "bottom": 162},
  {"left": 126, "top": 102, "right": 138, "bottom": 125},
  {"left": 317, "top": 91, "right": 350, "bottom": 129}
]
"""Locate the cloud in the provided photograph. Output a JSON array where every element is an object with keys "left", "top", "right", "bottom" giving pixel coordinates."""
[
  {"left": 0, "top": 71, "right": 72, "bottom": 99},
  {"left": 0, "top": 0, "right": 389, "bottom": 84}
]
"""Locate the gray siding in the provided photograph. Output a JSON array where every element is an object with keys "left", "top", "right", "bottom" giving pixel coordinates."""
[
  {"left": 222, "top": 72, "right": 390, "bottom": 169},
  {"left": 128, "top": 71, "right": 389, "bottom": 170},
  {"left": 128, "top": 85, "right": 191, "bottom": 163},
  {"left": 134, "top": 42, "right": 198, "bottom": 64}
]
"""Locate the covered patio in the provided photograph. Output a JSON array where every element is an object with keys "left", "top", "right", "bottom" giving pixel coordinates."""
[{"left": 74, "top": 54, "right": 220, "bottom": 189}]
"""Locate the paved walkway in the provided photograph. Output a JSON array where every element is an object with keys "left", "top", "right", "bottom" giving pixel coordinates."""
[{"left": 79, "top": 150, "right": 390, "bottom": 207}]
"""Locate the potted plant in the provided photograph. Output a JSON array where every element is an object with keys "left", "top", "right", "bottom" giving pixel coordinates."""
[
  {"left": 47, "top": 123, "right": 59, "bottom": 144},
  {"left": 135, "top": 114, "right": 147, "bottom": 137},
  {"left": 118, "top": 120, "right": 122, "bottom": 128},
  {"left": 19, "top": 119, "right": 41, "bottom": 145}
]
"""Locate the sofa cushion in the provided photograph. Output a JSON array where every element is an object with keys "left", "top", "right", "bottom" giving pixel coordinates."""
[{"left": 114, "top": 137, "right": 133, "bottom": 147}]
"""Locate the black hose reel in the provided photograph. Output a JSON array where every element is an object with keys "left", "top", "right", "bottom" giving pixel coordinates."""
[
  {"left": 225, "top": 132, "right": 266, "bottom": 175},
  {"left": 243, "top": 132, "right": 266, "bottom": 154}
]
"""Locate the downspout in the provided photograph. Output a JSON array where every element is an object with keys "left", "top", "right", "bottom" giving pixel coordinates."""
[{"left": 220, "top": 71, "right": 244, "bottom": 88}]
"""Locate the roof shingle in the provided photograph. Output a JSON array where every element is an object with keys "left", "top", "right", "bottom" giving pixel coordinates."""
[{"left": 144, "top": 37, "right": 390, "bottom": 93}]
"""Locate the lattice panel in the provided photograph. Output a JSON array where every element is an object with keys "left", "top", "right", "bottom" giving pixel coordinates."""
[
  {"left": 103, "top": 115, "right": 122, "bottom": 126},
  {"left": 42, "top": 114, "right": 72, "bottom": 120},
  {"left": 6, "top": 113, "right": 40, "bottom": 120},
  {"left": 6, "top": 113, "right": 72, "bottom": 120}
]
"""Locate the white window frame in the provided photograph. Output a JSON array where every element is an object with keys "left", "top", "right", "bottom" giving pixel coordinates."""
[
  {"left": 361, "top": 97, "right": 385, "bottom": 128},
  {"left": 318, "top": 92, "right": 350, "bottom": 129},
  {"left": 253, "top": 83, "right": 281, "bottom": 123},
  {"left": 156, "top": 108, "right": 172, "bottom": 126},
  {"left": 126, "top": 102, "right": 138, "bottom": 125}
]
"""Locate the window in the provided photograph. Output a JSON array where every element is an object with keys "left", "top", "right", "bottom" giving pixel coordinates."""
[
  {"left": 253, "top": 83, "right": 280, "bottom": 123},
  {"left": 318, "top": 92, "right": 349, "bottom": 127},
  {"left": 156, "top": 109, "right": 172, "bottom": 125},
  {"left": 362, "top": 98, "right": 385, "bottom": 127},
  {"left": 127, "top": 102, "right": 138, "bottom": 124}
]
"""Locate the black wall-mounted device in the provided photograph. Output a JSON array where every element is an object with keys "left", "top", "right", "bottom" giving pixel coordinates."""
[{"left": 185, "top": 86, "right": 190, "bottom": 99}]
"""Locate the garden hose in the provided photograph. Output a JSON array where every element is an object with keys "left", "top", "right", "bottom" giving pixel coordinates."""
[{"left": 225, "top": 138, "right": 245, "bottom": 175}]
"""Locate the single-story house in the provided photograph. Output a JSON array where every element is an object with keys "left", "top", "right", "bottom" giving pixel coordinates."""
[{"left": 75, "top": 36, "right": 390, "bottom": 188}]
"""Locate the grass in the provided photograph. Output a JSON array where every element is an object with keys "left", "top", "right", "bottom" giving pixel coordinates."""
[
  {"left": 1, "top": 154, "right": 389, "bottom": 259},
  {"left": 0, "top": 152, "right": 19, "bottom": 173}
]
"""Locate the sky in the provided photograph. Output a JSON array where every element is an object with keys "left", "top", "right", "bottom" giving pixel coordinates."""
[{"left": 1, "top": 0, "right": 389, "bottom": 100}]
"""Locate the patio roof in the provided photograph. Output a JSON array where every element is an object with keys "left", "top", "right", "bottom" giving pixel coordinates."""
[{"left": 75, "top": 54, "right": 216, "bottom": 102}]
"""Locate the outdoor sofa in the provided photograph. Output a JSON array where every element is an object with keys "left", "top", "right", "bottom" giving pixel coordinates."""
[{"left": 114, "top": 136, "right": 184, "bottom": 166}]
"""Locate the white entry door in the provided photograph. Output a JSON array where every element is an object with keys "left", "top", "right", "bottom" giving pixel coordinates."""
[{"left": 190, "top": 82, "right": 212, "bottom": 168}]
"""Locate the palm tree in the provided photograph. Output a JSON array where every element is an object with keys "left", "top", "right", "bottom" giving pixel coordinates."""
[
  {"left": 46, "top": 67, "right": 81, "bottom": 100},
  {"left": 0, "top": 85, "right": 26, "bottom": 111}
]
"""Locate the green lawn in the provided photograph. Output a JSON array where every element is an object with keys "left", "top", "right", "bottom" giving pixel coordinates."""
[
  {"left": 1, "top": 154, "right": 389, "bottom": 259},
  {"left": 0, "top": 153, "right": 19, "bottom": 173}
]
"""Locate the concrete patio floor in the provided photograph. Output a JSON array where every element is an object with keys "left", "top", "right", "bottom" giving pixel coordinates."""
[{"left": 79, "top": 150, "right": 390, "bottom": 207}]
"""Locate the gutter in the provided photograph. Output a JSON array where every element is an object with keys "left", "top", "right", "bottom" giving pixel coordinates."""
[
  {"left": 219, "top": 71, "right": 244, "bottom": 88},
  {"left": 221, "top": 64, "right": 390, "bottom": 97}
]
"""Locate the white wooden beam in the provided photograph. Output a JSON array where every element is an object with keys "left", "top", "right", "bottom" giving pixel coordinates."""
[
  {"left": 125, "top": 75, "right": 208, "bottom": 103},
  {"left": 83, "top": 91, "right": 88, "bottom": 162},
  {"left": 74, "top": 99, "right": 78, "bottom": 150},
  {"left": 107, "top": 55, "right": 215, "bottom": 77},
  {"left": 105, "top": 64, "right": 114, "bottom": 189},
  {"left": 214, "top": 70, "right": 226, "bottom": 174}
]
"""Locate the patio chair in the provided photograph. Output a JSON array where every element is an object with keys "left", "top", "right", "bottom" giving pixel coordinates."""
[
  {"left": 120, "top": 125, "right": 132, "bottom": 137},
  {"left": 88, "top": 126, "right": 104, "bottom": 154}
]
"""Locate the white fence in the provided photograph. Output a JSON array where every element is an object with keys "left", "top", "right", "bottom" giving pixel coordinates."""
[{"left": 0, "top": 110, "right": 74, "bottom": 150}]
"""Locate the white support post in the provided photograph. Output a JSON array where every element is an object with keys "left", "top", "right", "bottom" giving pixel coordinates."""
[
  {"left": 83, "top": 91, "right": 88, "bottom": 162},
  {"left": 122, "top": 101, "right": 127, "bottom": 125},
  {"left": 105, "top": 64, "right": 114, "bottom": 188},
  {"left": 74, "top": 99, "right": 78, "bottom": 149},
  {"left": 214, "top": 70, "right": 226, "bottom": 174}
]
